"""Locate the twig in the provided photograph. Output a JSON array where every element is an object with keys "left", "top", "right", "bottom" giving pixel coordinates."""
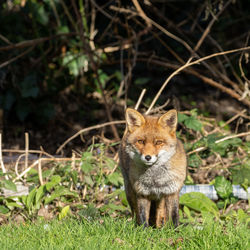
[
  {"left": 239, "top": 33, "right": 250, "bottom": 100},
  {"left": 13, "top": 157, "right": 81, "bottom": 182},
  {"left": 24, "top": 132, "right": 29, "bottom": 177},
  {"left": 95, "top": 71, "right": 120, "bottom": 140},
  {"left": 59, "top": 0, "right": 77, "bottom": 31},
  {"left": 136, "top": 56, "right": 250, "bottom": 107},
  {"left": 0, "top": 134, "right": 8, "bottom": 180},
  {"left": 129, "top": 2, "right": 193, "bottom": 54},
  {"left": 38, "top": 159, "right": 43, "bottom": 185},
  {"left": 194, "top": 0, "right": 232, "bottom": 52},
  {"left": 50, "top": 0, "right": 61, "bottom": 27},
  {"left": 71, "top": 0, "right": 120, "bottom": 140},
  {"left": 0, "top": 46, "right": 34, "bottom": 69},
  {"left": 146, "top": 46, "right": 250, "bottom": 114},
  {"left": 118, "top": 34, "right": 139, "bottom": 108},
  {"left": 146, "top": 99, "right": 170, "bottom": 115},
  {"left": 2, "top": 149, "right": 54, "bottom": 158},
  {"left": 15, "top": 154, "right": 26, "bottom": 179},
  {"left": 132, "top": 0, "right": 152, "bottom": 28},
  {"left": 90, "top": 0, "right": 114, "bottom": 20},
  {"left": 145, "top": 58, "right": 192, "bottom": 115},
  {"left": 0, "top": 34, "right": 12, "bottom": 45},
  {"left": 222, "top": 109, "right": 246, "bottom": 128},
  {"left": 134, "top": 88, "right": 146, "bottom": 110},
  {"left": 187, "top": 131, "right": 250, "bottom": 156},
  {"left": 89, "top": 0, "right": 97, "bottom": 51},
  {"left": 56, "top": 120, "right": 125, "bottom": 154},
  {"left": 0, "top": 33, "right": 75, "bottom": 52}
]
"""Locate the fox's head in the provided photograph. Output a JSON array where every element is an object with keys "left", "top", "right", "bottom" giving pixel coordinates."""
[{"left": 125, "top": 108, "right": 178, "bottom": 166}]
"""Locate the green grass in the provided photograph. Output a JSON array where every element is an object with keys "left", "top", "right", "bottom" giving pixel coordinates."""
[{"left": 0, "top": 217, "right": 249, "bottom": 250}]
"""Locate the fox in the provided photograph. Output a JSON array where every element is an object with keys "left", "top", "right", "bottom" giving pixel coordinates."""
[{"left": 119, "top": 108, "right": 186, "bottom": 228}]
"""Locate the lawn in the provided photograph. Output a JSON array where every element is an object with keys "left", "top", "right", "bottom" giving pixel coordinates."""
[{"left": 0, "top": 217, "right": 249, "bottom": 250}]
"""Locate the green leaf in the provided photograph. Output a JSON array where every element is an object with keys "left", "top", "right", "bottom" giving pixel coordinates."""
[
  {"left": 70, "top": 170, "right": 78, "bottom": 185},
  {"left": 62, "top": 52, "right": 88, "bottom": 76},
  {"left": 36, "top": 5, "right": 49, "bottom": 26},
  {"left": 101, "top": 203, "right": 127, "bottom": 213},
  {"left": 107, "top": 172, "right": 123, "bottom": 186},
  {"left": 58, "top": 205, "right": 70, "bottom": 220},
  {"left": 57, "top": 25, "right": 69, "bottom": 34},
  {"left": 134, "top": 77, "right": 150, "bottom": 85},
  {"left": 189, "top": 109, "right": 198, "bottom": 117},
  {"left": 5, "top": 201, "right": 23, "bottom": 209},
  {"left": 237, "top": 209, "right": 249, "bottom": 224},
  {"left": 98, "top": 70, "right": 109, "bottom": 87},
  {"left": 84, "top": 175, "right": 94, "bottom": 187},
  {"left": 0, "top": 205, "right": 9, "bottom": 214},
  {"left": 180, "top": 192, "right": 218, "bottom": 216},
  {"left": 231, "top": 163, "right": 250, "bottom": 186},
  {"left": 81, "top": 162, "right": 93, "bottom": 174},
  {"left": 2, "top": 180, "right": 17, "bottom": 191},
  {"left": 119, "top": 190, "right": 128, "bottom": 207},
  {"left": 81, "top": 151, "right": 94, "bottom": 161},
  {"left": 210, "top": 137, "right": 242, "bottom": 156},
  {"left": 104, "top": 157, "right": 116, "bottom": 169},
  {"left": 45, "top": 175, "right": 61, "bottom": 191},
  {"left": 26, "top": 188, "right": 37, "bottom": 209},
  {"left": 184, "top": 116, "right": 202, "bottom": 131},
  {"left": 35, "top": 185, "right": 46, "bottom": 204},
  {"left": 44, "top": 186, "right": 78, "bottom": 205},
  {"left": 178, "top": 113, "right": 189, "bottom": 123},
  {"left": 183, "top": 206, "right": 193, "bottom": 221},
  {"left": 188, "top": 154, "right": 202, "bottom": 168},
  {"left": 214, "top": 176, "right": 233, "bottom": 200},
  {"left": 21, "top": 195, "right": 27, "bottom": 206}
]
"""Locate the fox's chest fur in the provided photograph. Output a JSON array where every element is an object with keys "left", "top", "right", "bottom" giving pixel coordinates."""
[{"left": 127, "top": 148, "right": 182, "bottom": 198}]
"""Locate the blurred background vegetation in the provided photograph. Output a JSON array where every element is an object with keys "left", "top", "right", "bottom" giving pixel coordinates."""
[{"left": 0, "top": 0, "right": 249, "bottom": 153}]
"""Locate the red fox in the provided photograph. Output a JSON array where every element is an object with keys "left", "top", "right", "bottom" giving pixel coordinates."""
[{"left": 119, "top": 108, "right": 186, "bottom": 228}]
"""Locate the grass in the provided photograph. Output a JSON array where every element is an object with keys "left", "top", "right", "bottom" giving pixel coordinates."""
[{"left": 0, "top": 216, "right": 249, "bottom": 250}]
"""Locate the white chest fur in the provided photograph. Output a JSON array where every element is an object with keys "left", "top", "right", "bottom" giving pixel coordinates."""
[{"left": 130, "top": 161, "right": 180, "bottom": 199}]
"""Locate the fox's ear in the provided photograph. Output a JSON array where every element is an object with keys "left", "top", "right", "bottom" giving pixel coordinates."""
[
  {"left": 158, "top": 109, "right": 178, "bottom": 131},
  {"left": 125, "top": 108, "right": 145, "bottom": 132}
]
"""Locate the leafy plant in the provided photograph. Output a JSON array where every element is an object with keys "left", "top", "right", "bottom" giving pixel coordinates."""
[
  {"left": 214, "top": 176, "right": 236, "bottom": 211},
  {"left": 180, "top": 192, "right": 219, "bottom": 218},
  {"left": 178, "top": 109, "right": 203, "bottom": 132}
]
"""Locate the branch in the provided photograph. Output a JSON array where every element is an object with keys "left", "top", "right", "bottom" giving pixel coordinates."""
[
  {"left": 0, "top": 134, "right": 8, "bottom": 180},
  {"left": 194, "top": 0, "right": 232, "bottom": 52},
  {"left": 0, "top": 33, "right": 75, "bottom": 52},
  {"left": 56, "top": 120, "right": 125, "bottom": 154},
  {"left": 0, "top": 46, "right": 34, "bottom": 69},
  {"left": 146, "top": 46, "right": 250, "bottom": 114}
]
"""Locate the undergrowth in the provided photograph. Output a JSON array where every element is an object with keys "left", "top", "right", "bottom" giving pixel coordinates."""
[{"left": 0, "top": 109, "right": 249, "bottom": 224}]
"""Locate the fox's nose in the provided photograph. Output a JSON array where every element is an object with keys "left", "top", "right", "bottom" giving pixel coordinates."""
[{"left": 145, "top": 155, "right": 152, "bottom": 161}]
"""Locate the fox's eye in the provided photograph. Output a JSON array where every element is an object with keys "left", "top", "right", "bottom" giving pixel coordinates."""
[
  {"left": 155, "top": 140, "right": 164, "bottom": 145},
  {"left": 137, "top": 140, "right": 145, "bottom": 144}
]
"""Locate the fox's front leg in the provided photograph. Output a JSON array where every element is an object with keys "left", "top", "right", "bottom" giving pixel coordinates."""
[
  {"left": 136, "top": 197, "right": 151, "bottom": 227},
  {"left": 165, "top": 192, "right": 180, "bottom": 227},
  {"left": 155, "top": 197, "right": 167, "bottom": 228}
]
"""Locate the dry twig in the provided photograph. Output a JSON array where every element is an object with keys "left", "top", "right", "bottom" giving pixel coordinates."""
[
  {"left": 56, "top": 120, "right": 125, "bottom": 154},
  {"left": 146, "top": 46, "right": 250, "bottom": 114},
  {"left": 0, "top": 134, "right": 8, "bottom": 180}
]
